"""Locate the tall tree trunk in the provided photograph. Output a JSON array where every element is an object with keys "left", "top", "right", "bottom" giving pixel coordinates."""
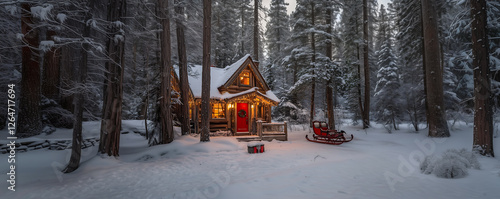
[
  {"left": 471, "top": 0, "right": 494, "bottom": 157},
  {"left": 362, "top": 0, "right": 370, "bottom": 129},
  {"left": 253, "top": 0, "right": 259, "bottom": 61},
  {"left": 355, "top": 9, "right": 364, "bottom": 127},
  {"left": 420, "top": 0, "right": 449, "bottom": 137},
  {"left": 158, "top": 0, "right": 174, "bottom": 144},
  {"left": 214, "top": 11, "right": 220, "bottom": 67},
  {"left": 99, "top": 0, "right": 127, "bottom": 156},
  {"left": 357, "top": 44, "right": 364, "bottom": 124},
  {"left": 18, "top": 3, "right": 42, "bottom": 137},
  {"left": 175, "top": 0, "right": 191, "bottom": 135},
  {"left": 42, "top": 30, "right": 60, "bottom": 101},
  {"left": 420, "top": 4, "right": 429, "bottom": 128},
  {"left": 200, "top": 0, "right": 212, "bottom": 142},
  {"left": 276, "top": 2, "right": 281, "bottom": 53},
  {"left": 63, "top": 7, "right": 93, "bottom": 172},
  {"left": 326, "top": 84, "right": 334, "bottom": 129},
  {"left": 293, "top": 61, "right": 298, "bottom": 84},
  {"left": 60, "top": 45, "right": 74, "bottom": 113},
  {"left": 326, "top": 7, "right": 335, "bottom": 130},
  {"left": 143, "top": 46, "right": 150, "bottom": 140},
  {"left": 240, "top": 4, "right": 245, "bottom": 56},
  {"left": 309, "top": 2, "right": 316, "bottom": 127}
]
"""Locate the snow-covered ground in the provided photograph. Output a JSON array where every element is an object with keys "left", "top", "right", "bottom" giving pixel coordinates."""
[{"left": 1, "top": 121, "right": 499, "bottom": 199}]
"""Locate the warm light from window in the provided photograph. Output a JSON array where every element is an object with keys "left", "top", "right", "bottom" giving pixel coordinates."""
[
  {"left": 240, "top": 72, "right": 250, "bottom": 85},
  {"left": 212, "top": 102, "right": 226, "bottom": 119},
  {"left": 251, "top": 104, "right": 254, "bottom": 109}
]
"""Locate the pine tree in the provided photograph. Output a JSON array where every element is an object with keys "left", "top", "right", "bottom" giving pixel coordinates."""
[
  {"left": 122, "top": 0, "right": 155, "bottom": 120},
  {"left": 157, "top": 0, "right": 174, "bottom": 144},
  {"left": 266, "top": 0, "right": 289, "bottom": 63},
  {"left": 361, "top": 0, "right": 370, "bottom": 128},
  {"left": 286, "top": 0, "right": 317, "bottom": 125},
  {"left": 393, "top": 0, "right": 426, "bottom": 131},
  {"left": 471, "top": 0, "right": 494, "bottom": 157},
  {"left": 236, "top": 0, "right": 253, "bottom": 58},
  {"left": 99, "top": 0, "right": 127, "bottom": 156},
  {"left": 265, "top": 0, "right": 290, "bottom": 91},
  {"left": 339, "top": 0, "right": 363, "bottom": 124},
  {"left": 64, "top": 0, "right": 94, "bottom": 173},
  {"left": 309, "top": 0, "right": 316, "bottom": 127},
  {"left": 175, "top": 0, "right": 191, "bottom": 135},
  {"left": 254, "top": 0, "right": 260, "bottom": 61},
  {"left": 324, "top": 3, "right": 337, "bottom": 130},
  {"left": 421, "top": 0, "right": 450, "bottom": 137},
  {"left": 445, "top": 1, "right": 473, "bottom": 111},
  {"left": 200, "top": 0, "right": 212, "bottom": 142},
  {"left": 18, "top": 3, "right": 43, "bottom": 137},
  {"left": 374, "top": 5, "right": 401, "bottom": 132},
  {"left": 212, "top": 0, "right": 238, "bottom": 67},
  {"left": 278, "top": 0, "right": 309, "bottom": 122},
  {"left": 311, "top": 0, "right": 341, "bottom": 129}
]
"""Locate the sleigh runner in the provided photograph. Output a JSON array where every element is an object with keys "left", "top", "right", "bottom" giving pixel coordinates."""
[{"left": 305, "top": 121, "right": 353, "bottom": 145}]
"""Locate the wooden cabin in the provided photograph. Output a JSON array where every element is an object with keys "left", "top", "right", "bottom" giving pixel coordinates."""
[{"left": 174, "top": 55, "right": 280, "bottom": 135}]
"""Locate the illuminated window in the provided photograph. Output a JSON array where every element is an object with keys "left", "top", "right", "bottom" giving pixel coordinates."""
[
  {"left": 211, "top": 102, "right": 226, "bottom": 119},
  {"left": 239, "top": 71, "right": 250, "bottom": 86}
]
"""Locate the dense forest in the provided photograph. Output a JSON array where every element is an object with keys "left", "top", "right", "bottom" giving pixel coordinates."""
[{"left": 0, "top": 0, "right": 498, "bottom": 171}]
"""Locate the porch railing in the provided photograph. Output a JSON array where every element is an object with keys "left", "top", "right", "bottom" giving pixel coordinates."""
[{"left": 256, "top": 121, "right": 288, "bottom": 141}]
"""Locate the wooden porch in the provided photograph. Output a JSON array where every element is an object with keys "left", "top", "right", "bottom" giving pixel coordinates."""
[{"left": 236, "top": 121, "right": 288, "bottom": 142}]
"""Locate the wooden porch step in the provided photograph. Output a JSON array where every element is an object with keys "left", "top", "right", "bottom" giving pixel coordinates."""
[
  {"left": 236, "top": 136, "right": 261, "bottom": 142},
  {"left": 234, "top": 132, "right": 252, "bottom": 136}
]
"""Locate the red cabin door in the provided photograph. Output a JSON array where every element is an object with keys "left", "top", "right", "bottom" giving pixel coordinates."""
[{"left": 237, "top": 103, "right": 249, "bottom": 132}]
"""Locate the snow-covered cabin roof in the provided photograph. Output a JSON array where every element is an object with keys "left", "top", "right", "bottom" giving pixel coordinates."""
[{"left": 174, "top": 55, "right": 280, "bottom": 104}]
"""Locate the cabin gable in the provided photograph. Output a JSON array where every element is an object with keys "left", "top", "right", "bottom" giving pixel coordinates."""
[{"left": 219, "top": 57, "right": 270, "bottom": 94}]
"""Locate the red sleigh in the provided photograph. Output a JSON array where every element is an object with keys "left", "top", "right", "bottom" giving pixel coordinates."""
[{"left": 305, "top": 121, "right": 353, "bottom": 145}]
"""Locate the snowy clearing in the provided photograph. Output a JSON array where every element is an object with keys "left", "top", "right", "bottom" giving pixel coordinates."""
[{"left": 1, "top": 121, "right": 499, "bottom": 199}]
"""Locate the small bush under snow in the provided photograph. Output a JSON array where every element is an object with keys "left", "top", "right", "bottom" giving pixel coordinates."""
[{"left": 420, "top": 148, "right": 480, "bottom": 179}]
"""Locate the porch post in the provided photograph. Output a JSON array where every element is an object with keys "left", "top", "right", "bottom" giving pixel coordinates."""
[
  {"left": 227, "top": 102, "right": 233, "bottom": 135},
  {"left": 234, "top": 102, "right": 237, "bottom": 134},
  {"left": 267, "top": 105, "right": 272, "bottom": 122},
  {"left": 284, "top": 121, "right": 288, "bottom": 141},
  {"left": 257, "top": 120, "right": 262, "bottom": 139},
  {"left": 249, "top": 102, "right": 254, "bottom": 134}
]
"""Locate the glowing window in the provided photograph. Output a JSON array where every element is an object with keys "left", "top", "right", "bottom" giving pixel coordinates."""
[
  {"left": 239, "top": 71, "right": 250, "bottom": 86},
  {"left": 211, "top": 102, "right": 226, "bottom": 119}
]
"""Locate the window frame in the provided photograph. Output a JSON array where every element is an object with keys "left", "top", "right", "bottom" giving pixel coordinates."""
[
  {"left": 238, "top": 70, "right": 252, "bottom": 87},
  {"left": 211, "top": 102, "right": 226, "bottom": 119}
]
